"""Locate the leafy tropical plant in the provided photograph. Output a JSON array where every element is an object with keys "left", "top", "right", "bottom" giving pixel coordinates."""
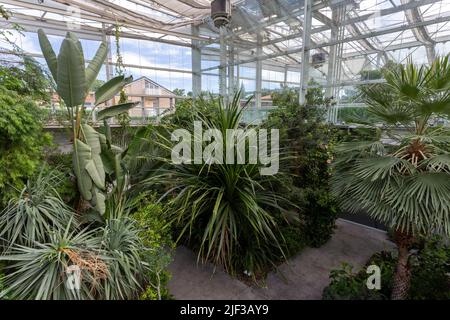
[
  {"left": 37, "top": 29, "right": 137, "bottom": 215},
  {"left": 332, "top": 55, "right": 450, "bottom": 299},
  {"left": 141, "top": 93, "right": 291, "bottom": 276}
]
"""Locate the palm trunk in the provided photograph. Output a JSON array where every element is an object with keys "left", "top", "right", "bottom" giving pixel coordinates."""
[{"left": 391, "top": 230, "right": 413, "bottom": 300}]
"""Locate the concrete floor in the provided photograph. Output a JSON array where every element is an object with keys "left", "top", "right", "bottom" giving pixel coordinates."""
[{"left": 167, "top": 219, "right": 395, "bottom": 300}]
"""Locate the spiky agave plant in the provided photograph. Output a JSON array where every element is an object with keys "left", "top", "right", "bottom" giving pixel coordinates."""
[
  {"left": 0, "top": 216, "right": 150, "bottom": 300},
  {"left": 142, "top": 92, "right": 290, "bottom": 276},
  {"left": 332, "top": 56, "right": 450, "bottom": 299},
  {"left": 100, "top": 217, "right": 148, "bottom": 300},
  {"left": 0, "top": 222, "right": 106, "bottom": 300},
  {"left": 0, "top": 168, "right": 75, "bottom": 250}
]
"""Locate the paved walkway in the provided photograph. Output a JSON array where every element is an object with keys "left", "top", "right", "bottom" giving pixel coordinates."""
[{"left": 167, "top": 219, "right": 395, "bottom": 300}]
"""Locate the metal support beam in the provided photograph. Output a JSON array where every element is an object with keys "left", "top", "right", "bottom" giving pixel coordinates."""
[
  {"left": 326, "top": 7, "right": 338, "bottom": 98},
  {"left": 236, "top": 52, "right": 240, "bottom": 90},
  {"left": 141, "top": 97, "right": 146, "bottom": 125},
  {"left": 154, "top": 98, "right": 160, "bottom": 116},
  {"left": 400, "top": 0, "right": 436, "bottom": 64},
  {"left": 228, "top": 43, "right": 235, "bottom": 97},
  {"left": 102, "top": 22, "right": 113, "bottom": 123},
  {"left": 219, "top": 26, "right": 227, "bottom": 99},
  {"left": 299, "top": 0, "right": 312, "bottom": 105},
  {"left": 191, "top": 25, "right": 202, "bottom": 97},
  {"left": 201, "top": 0, "right": 439, "bottom": 51},
  {"left": 255, "top": 32, "right": 263, "bottom": 108},
  {"left": 283, "top": 65, "right": 288, "bottom": 87},
  {"left": 3, "top": 0, "right": 211, "bottom": 42},
  {"left": 200, "top": 14, "right": 450, "bottom": 73}
]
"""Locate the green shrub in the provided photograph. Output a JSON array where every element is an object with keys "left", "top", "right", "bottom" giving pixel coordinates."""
[
  {"left": 302, "top": 189, "right": 339, "bottom": 247},
  {"left": 139, "top": 270, "right": 172, "bottom": 300},
  {"left": 277, "top": 217, "right": 306, "bottom": 259},
  {"left": 160, "top": 93, "right": 217, "bottom": 129},
  {"left": 132, "top": 196, "right": 174, "bottom": 300},
  {"left": 322, "top": 251, "right": 396, "bottom": 300},
  {"left": 45, "top": 152, "right": 78, "bottom": 206},
  {"left": 264, "top": 86, "right": 339, "bottom": 248},
  {"left": 335, "top": 126, "right": 379, "bottom": 143},
  {"left": 0, "top": 85, "right": 52, "bottom": 207},
  {"left": 0, "top": 57, "right": 51, "bottom": 102},
  {"left": 408, "top": 237, "right": 450, "bottom": 299},
  {"left": 322, "top": 237, "right": 450, "bottom": 300}
]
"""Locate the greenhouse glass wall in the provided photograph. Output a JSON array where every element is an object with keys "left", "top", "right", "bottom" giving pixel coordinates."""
[{"left": 4, "top": 0, "right": 450, "bottom": 123}]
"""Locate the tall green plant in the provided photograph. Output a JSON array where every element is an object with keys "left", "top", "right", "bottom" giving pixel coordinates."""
[
  {"left": 37, "top": 30, "right": 137, "bottom": 215},
  {"left": 332, "top": 56, "right": 450, "bottom": 299},
  {"left": 142, "top": 93, "right": 290, "bottom": 275}
]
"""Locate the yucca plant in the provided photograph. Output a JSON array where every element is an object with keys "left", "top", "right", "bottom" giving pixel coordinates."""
[
  {"left": 332, "top": 56, "right": 450, "bottom": 299},
  {"left": 100, "top": 217, "right": 147, "bottom": 300},
  {"left": 0, "top": 216, "right": 151, "bottom": 300},
  {"left": 142, "top": 93, "right": 290, "bottom": 275},
  {"left": 0, "top": 169, "right": 74, "bottom": 250},
  {"left": 38, "top": 29, "right": 137, "bottom": 215},
  {"left": 0, "top": 222, "right": 105, "bottom": 300}
]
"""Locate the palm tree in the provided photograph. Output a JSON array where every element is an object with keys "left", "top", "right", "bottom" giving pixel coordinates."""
[{"left": 332, "top": 56, "right": 450, "bottom": 300}]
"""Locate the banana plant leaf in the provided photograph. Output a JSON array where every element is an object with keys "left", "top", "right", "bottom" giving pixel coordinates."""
[
  {"left": 114, "top": 153, "right": 126, "bottom": 194},
  {"left": 82, "top": 124, "right": 105, "bottom": 190},
  {"left": 73, "top": 139, "right": 93, "bottom": 201},
  {"left": 95, "top": 75, "right": 133, "bottom": 106},
  {"left": 91, "top": 186, "right": 106, "bottom": 216},
  {"left": 97, "top": 102, "right": 139, "bottom": 121},
  {"left": 56, "top": 38, "right": 86, "bottom": 108},
  {"left": 85, "top": 41, "right": 108, "bottom": 93},
  {"left": 100, "top": 146, "right": 115, "bottom": 175},
  {"left": 67, "top": 31, "right": 83, "bottom": 55},
  {"left": 37, "top": 29, "right": 57, "bottom": 81}
]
